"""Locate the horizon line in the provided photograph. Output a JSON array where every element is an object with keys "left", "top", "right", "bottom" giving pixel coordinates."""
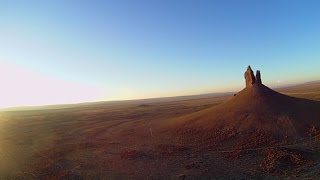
[{"left": 1, "top": 80, "right": 318, "bottom": 112}]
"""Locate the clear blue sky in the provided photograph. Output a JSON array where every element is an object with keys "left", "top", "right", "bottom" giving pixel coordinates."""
[{"left": 0, "top": 0, "right": 320, "bottom": 107}]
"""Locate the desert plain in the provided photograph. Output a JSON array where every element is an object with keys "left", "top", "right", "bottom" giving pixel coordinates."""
[{"left": 1, "top": 79, "right": 320, "bottom": 179}]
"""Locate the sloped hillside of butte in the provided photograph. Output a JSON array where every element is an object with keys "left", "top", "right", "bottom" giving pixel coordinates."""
[{"left": 169, "top": 66, "right": 320, "bottom": 148}]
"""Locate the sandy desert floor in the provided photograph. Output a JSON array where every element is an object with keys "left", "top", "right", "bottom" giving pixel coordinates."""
[{"left": 1, "top": 82, "right": 320, "bottom": 179}]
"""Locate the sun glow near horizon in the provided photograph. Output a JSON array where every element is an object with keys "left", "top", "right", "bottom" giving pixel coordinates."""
[
  {"left": 0, "top": 61, "right": 316, "bottom": 109},
  {"left": 0, "top": 62, "right": 108, "bottom": 109},
  {"left": 0, "top": 62, "right": 241, "bottom": 109}
]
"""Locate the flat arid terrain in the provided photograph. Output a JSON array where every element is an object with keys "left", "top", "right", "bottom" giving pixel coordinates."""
[
  {"left": 2, "top": 0, "right": 320, "bottom": 179},
  {"left": 1, "top": 71, "right": 320, "bottom": 179}
]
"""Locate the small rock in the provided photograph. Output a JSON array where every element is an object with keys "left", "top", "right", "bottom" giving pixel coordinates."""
[{"left": 177, "top": 174, "right": 186, "bottom": 179}]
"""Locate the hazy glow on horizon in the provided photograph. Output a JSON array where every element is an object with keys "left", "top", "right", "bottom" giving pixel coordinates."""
[
  {"left": 0, "top": 62, "right": 237, "bottom": 108},
  {"left": 0, "top": 0, "right": 320, "bottom": 108},
  {"left": 0, "top": 61, "right": 244, "bottom": 108},
  {"left": 0, "top": 63, "right": 106, "bottom": 108}
]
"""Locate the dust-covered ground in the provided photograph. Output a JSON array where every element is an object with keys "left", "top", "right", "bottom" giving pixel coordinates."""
[{"left": 1, "top": 82, "right": 320, "bottom": 179}]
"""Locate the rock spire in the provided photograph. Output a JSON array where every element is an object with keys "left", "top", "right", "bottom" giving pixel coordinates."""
[
  {"left": 244, "top": 66, "right": 262, "bottom": 88},
  {"left": 244, "top": 66, "right": 256, "bottom": 87},
  {"left": 256, "top": 70, "right": 262, "bottom": 84}
]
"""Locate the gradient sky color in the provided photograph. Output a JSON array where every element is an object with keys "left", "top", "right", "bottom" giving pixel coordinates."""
[{"left": 0, "top": 0, "right": 320, "bottom": 108}]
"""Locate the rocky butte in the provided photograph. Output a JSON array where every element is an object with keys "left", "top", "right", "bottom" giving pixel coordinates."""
[{"left": 169, "top": 65, "right": 320, "bottom": 147}]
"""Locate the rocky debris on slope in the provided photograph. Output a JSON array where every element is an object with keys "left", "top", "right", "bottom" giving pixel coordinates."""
[
  {"left": 259, "top": 148, "right": 313, "bottom": 173},
  {"left": 244, "top": 66, "right": 262, "bottom": 87}
]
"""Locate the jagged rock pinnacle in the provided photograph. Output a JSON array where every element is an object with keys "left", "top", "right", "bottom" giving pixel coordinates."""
[
  {"left": 256, "top": 70, "right": 262, "bottom": 84},
  {"left": 244, "top": 66, "right": 263, "bottom": 87},
  {"left": 244, "top": 66, "right": 256, "bottom": 87}
]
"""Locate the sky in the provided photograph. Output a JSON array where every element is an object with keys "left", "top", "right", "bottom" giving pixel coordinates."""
[{"left": 0, "top": 0, "right": 320, "bottom": 108}]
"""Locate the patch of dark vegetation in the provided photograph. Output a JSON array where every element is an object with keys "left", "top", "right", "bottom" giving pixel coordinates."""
[
  {"left": 38, "top": 172, "right": 83, "bottom": 180},
  {"left": 156, "top": 144, "right": 189, "bottom": 156},
  {"left": 308, "top": 125, "right": 320, "bottom": 136},
  {"left": 314, "top": 135, "right": 320, "bottom": 143},
  {"left": 184, "top": 161, "right": 201, "bottom": 170},
  {"left": 174, "top": 127, "right": 237, "bottom": 148},
  {"left": 120, "top": 149, "right": 155, "bottom": 160},
  {"left": 260, "top": 148, "right": 314, "bottom": 174},
  {"left": 224, "top": 150, "right": 248, "bottom": 160},
  {"left": 35, "top": 158, "right": 80, "bottom": 179},
  {"left": 138, "top": 104, "right": 152, "bottom": 107},
  {"left": 234, "top": 130, "right": 277, "bottom": 150}
]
